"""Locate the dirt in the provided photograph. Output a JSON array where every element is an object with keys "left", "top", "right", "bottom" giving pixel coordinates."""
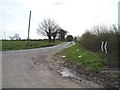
[
  {"left": 53, "top": 54, "right": 120, "bottom": 89},
  {"left": 32, "top": 52, "right": 104, "bottom": 88}
]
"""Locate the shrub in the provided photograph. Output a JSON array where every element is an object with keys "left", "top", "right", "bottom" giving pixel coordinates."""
[
  {"left": 66, "top": 35, "right": 73, "bottom": 42},
  {"left": 81, "top": 25, "right": 119, "bottom": 68},
  {"left": 81, "top": 31, "right": 100, "bottom": 52}
]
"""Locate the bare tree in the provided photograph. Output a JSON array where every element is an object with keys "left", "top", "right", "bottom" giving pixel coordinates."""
[
  {"left": 37, "top": 18, "right": 60, "bottom": 42},
  {"left": 58, "top": 29, "right": 67, "bottom": 41},
  {"left": 14, "top": 33, "right": 21, "bottom": 40},
  {"left": 113, "top": 24, "right": 120, "bottom": 36},
  {"left": 51, "top": 25, "right": 60, "bottom": 42},
  {"left": 9, "top": 36, "right": 14, "bottom": 40},
  {"left": 9, "top": 33, "right": 21, "bottom": 40}
]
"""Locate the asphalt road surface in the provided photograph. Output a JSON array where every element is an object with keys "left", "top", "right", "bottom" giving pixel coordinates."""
[
  {"left": 2, "top": 41, "right": 84, "bottom": 88},
  {"left": 2, "top": 41, "right": 101, "bottom": 88}
]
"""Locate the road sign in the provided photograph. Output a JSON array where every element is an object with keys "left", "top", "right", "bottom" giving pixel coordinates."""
[{"left": 101, "top": 41, "right": 108, "bottom": 53}]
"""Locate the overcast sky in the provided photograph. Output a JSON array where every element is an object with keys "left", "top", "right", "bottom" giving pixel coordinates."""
[{"left": 0, "top": 0, "right": 119, "bottom": 39}]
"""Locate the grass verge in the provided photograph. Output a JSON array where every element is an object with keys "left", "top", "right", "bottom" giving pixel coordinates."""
[
  {"left": 2, "top": 40, "right": 62, "bottom": 51},
  {"left": 58, "top": 42, "right": 107, "bottom": 72}
]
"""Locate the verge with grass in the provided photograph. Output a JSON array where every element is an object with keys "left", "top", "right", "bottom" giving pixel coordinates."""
[
  {"left": 59, "top": 42, "right": 107, "bottom": 72},
  {"left": 57, "top": 42, "right": 120, "bottom": 88}
]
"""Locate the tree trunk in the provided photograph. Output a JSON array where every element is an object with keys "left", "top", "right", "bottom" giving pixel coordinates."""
[
  {"left": 63, "top": 36, "right": 65, "bottom": 41},
  {"left": 60, "top": 36, "right": 62, "bottom": 41},
  {"left": 53, "top": 36, "right": 56, "bottom": 42},
  {"left": 48, "top": 36, "right": 51, "bottom": 42}
]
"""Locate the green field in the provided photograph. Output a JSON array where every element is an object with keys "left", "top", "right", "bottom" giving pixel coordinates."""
[
  {"left": 58, "top": 42, "right": 108, "bottom": 72},
  {"left": 2, "top": 40, "right": 62, "bottom": 51}
]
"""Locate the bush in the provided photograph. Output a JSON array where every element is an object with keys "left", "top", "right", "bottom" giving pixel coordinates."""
[
  {"left": 81, "top": 31, "right": 100, "bottom": 52},
  {"left": 66, "top": 35, "right": 73, "bottom": 42},
  {"left": 81, "top": 25, "right": 119, "bottom": 68}
]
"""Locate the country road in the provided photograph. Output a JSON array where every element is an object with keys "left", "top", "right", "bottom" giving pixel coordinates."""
[
  {"left": 2, "top": 41, "right": 85, "bottom": 88},
  {"left": 2, "top": 41, "right": 102, "bottom": 88}
]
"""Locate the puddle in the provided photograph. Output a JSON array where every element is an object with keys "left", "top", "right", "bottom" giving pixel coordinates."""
[
  {"left": 57, "top": 67, "right": 103, "bottom": 88},
  {"left": 57, "top": 67, "right": 83, "bottom": 81},
  {"left": 57, "top": 67, "right": 74, "bottom": 77}
]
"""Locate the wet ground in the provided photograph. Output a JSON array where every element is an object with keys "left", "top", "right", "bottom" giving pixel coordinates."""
[
  {"left": 57, "top": 67, "right": 103, "bottom": 88},
  {"left": 54, "top": 55, "right": 120, "bottom": 89}
]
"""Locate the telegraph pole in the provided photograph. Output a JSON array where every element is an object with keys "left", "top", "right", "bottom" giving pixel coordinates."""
[{"left": 27, "top": 11, "right": 31, "bottom": 46}]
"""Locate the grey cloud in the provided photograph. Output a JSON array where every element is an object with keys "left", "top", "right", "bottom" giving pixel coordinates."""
[{"left": 54, "top": 2, "right": 63, "bottom": 5}]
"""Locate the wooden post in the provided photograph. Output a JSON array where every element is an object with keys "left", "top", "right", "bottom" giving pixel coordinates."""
[{"left": 27, "top": 11, "right": 31, "bottom": 46}]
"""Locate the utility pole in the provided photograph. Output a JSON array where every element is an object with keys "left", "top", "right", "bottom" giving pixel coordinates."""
[{"left": 27, "top": 11, "right": 31, "bottom": 46}]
